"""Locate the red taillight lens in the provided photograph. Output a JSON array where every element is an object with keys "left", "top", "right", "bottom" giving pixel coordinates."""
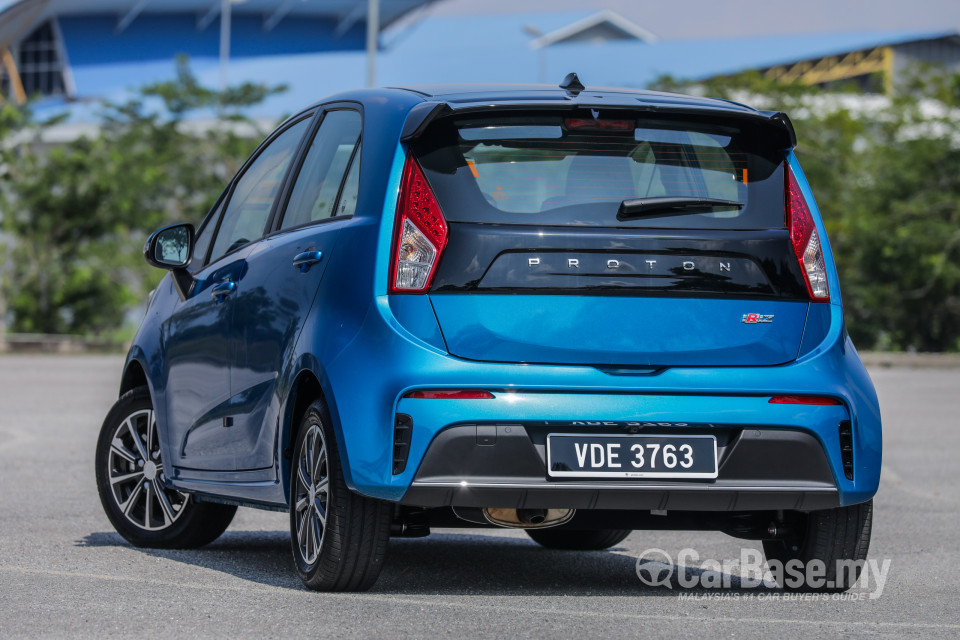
[
  {"left": 403, "top": 390, "right": 495, "bottom": 399},
  {"left": 786, "top": 165, "right": 830, "bottom": 302},
  {"left": 390, "top": 155, "right": 448, "bottom": 293},
  {"left": 564, "top": 118, "right": 634, "bottom": 131},
  {"left": 769, "top": 394, "right": 842, "bottom": 405}
]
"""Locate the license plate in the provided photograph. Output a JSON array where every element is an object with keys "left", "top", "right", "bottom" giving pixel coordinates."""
[{"left": 547, "top": 434, "right": 718, "bottom": 479}]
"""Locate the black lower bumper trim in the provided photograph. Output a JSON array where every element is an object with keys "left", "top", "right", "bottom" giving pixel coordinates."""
[{"left": 400, "top": 482, "right": 839, "bottom": 511}]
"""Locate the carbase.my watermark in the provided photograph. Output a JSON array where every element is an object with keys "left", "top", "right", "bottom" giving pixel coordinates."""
[{"left": 635, "top": 547, "right": 891, "bottom": 598}]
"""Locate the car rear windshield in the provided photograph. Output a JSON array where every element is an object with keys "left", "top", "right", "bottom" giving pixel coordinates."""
[{"left": 414, "top": 111, "right": 786, "bottom": 229}]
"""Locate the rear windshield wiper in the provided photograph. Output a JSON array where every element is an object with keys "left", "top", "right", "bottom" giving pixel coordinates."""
[{"left": 617, "top": 197, "right": 744, "bottom": 221}]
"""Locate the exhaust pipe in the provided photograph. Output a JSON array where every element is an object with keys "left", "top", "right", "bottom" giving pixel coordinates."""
[
  {"left": 517, "top": 508, "right": 546, "bottom": 526},
  {"left": 482, "top": 507, "right": 575, "bottom": 529}
]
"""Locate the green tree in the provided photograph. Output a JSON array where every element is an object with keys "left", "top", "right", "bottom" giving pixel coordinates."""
[
  {"left": 650, "top": 69, "right": 960, "bottom": 351},
  {"left": 0, "top": 57, "right": 285, "bottom": 335}
]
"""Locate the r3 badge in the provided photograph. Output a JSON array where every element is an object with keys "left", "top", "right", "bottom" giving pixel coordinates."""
[{"left": 742, "top": 313, "right": 774, "bottom": 324}]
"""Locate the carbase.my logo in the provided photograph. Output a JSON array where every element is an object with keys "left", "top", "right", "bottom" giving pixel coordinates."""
[{"left": 635, "top": 547, "right": 891, "bottom": 598}]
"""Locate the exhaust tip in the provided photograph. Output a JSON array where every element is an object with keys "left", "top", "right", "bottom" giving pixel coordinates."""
[
  {"left": 482, "top": 507, "right": 575, "bottom": 529},
  {"left": 517, "top": 508, "right": 546, "bottom": 526}
]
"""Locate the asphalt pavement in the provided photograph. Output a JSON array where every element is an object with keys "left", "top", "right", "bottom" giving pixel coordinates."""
[{"left": 0, "top": 354, "right": 958, "bottom": 638}]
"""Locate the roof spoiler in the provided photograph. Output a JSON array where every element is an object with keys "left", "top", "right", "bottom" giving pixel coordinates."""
[
  {"left": 401, "top": 101, "right": 798, "bottom": 149},
  {"left": 400, "top": 102, "right": 453, "bottom": 141},
  {"left": 760, "top": 110, "right": 798, "bottom": 148}
]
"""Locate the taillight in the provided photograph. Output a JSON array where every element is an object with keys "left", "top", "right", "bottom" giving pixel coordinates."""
[
  {"left": 769, "top": 394, "right": 842, "bottom": 405},
  {"left": 786, "top": 165, "right": 830, "bottom": 301},
  {"left": 390, "top": 154, "right": 448, "bottom": 293}
]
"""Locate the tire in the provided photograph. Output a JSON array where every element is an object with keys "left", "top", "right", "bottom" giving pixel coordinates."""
[
  {"left": 95, "top": 386, "right": 236, "bottom": 548},
  {"left": 526, "top": 528, "right": 632, "bottom": 550},
  {"left": 762, "top": 500, "right": 873, "bottom": 592},
  {"left": 289, "top": 399, "right": 392, "bottom": 591}
]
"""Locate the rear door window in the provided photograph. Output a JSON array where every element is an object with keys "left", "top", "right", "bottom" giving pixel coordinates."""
[
  {"left": 280, "top": 110, "right": 362, "bottom": 230},
  {"left": 416, "top": 113, "right": 784, "bottom": 230}
]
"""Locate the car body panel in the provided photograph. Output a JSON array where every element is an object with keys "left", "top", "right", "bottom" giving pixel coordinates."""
[
  {"left": 227, "top": 218, "right": 345, "bottom": 470},
  {"left": 429, "top": 294, "right": 809, "bottom": 366},
  {"left": 161, "top": 249, "right": 252, "bottom": 471}
]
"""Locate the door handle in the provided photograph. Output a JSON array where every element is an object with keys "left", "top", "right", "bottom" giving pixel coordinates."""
[
  {"left": 293, "top": 250, "right": 323, "bottom": 273},
  {"left": 211, "top": 280, "right": 237, "bottom": 303}
]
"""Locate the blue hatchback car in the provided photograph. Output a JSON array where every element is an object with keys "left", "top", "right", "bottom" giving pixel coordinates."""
[{"left": 95, "top": 76, "right": 881, "bottom": 592}]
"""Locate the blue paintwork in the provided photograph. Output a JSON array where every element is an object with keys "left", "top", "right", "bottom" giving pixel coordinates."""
[
  {"left": 429, "top": 295, "right": 809, "bottom": 366},
  {"left": 122, "top": 86, "right": 881, "bottom": 511}
]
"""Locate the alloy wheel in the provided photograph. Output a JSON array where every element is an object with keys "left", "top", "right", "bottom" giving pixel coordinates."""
[
  {"left": 106, "top": 408, "right": 189, "bottom": 531},
  {"left": 293, "top": 423, "right": 329, "bottom": 565}
]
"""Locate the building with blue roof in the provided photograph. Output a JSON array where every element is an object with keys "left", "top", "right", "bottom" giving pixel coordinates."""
[{"left": 0, "top": 1, "right": 958, "bottom": 121}]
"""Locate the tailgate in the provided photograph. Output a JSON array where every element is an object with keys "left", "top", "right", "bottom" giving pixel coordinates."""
[{"left": 410, "top": 108, "right": 816, "bottom": 367}]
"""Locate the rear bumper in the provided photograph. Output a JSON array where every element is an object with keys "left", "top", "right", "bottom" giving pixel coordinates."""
[
  {"left": 400, "top": 423, "right": 839, "bottom": 511},
  {"left": 320, "top": 297, "right": 881, "bottom": 510}
]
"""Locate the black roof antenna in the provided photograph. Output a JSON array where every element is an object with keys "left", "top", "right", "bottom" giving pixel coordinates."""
[{"left": 559, "top": 72, "right": 585, "bottom": 97}]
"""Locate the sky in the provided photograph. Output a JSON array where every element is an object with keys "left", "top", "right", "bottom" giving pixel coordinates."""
[{"left": 420, "top": 0, "right": 960, "bottom": 39}]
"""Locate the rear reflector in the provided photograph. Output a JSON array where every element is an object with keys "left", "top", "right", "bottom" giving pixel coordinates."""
[
  {"left": 393, "top": 414, "right": 413, "bottom": 475},
  {"left": 404, "top": 390, "right": 495, "bottom": 399},
  {"left": 390, "top": 155, "right": 449, "bottom": 293},
  {"left": 769, "top": 394, "right": 842, "bottom": 405},
  {"left": 786, "top": 166, "right": 830, "bottom": 301},
  {"left": 838, "top": 420, "right": 854, "bottom": 480}
]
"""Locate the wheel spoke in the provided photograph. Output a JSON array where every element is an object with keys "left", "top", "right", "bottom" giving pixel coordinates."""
[
  {"left": 314, "top": 444, "right": 326, "bottom": 479},
  {"left": 110, "top": 439, "right": 137, "bottom": 464},
  {"left": 297, "top": 462, "right": 310, "bottom": 490},
  {"left": 122, "top": 477, "right": 145, "bottom": 516},
  {"left": 296, "top": 511, "right": 307, "bottom": 547},
  {"left": 125, "top": 417, "right": 148, "bottom": 460},
  {"left": 295, "top": 496, "right": 309, "bottom": 513},
  {"left": 144, "top": 482, "right": 154, "bottom": 527},
  {"left": 305, "top": 431, "right": 315, "bottom": 478},
  {"left": 303, "top": 511, "right": 317, "bottom": 562},
  {"left": 110, "top": 471, "right": 142, "bottom": 486},
  {"left": 314, "top": 477, "right": 328, "bottom": 497},
  {"left": 145, "top": 410, "right": 156, "bottom": 455},
  {"left": 312, "top": 435, "right": 322, "bottom": 478},
  {"left": 156, "top": 487, "right": 176, "bottom": 526}
]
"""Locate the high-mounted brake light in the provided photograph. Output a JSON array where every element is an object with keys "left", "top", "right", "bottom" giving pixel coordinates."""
[
  {"left": 769, "top": 394, "right": 842, "bottom": 405},
  {"left": 786, "top": 165, "right": 830, "bottom": 302},
  {"left": 390, "top": 155, "right": 449, "bottom": 293},
  {"left": 564, "top": 118, "right": 634, "bottom": 131},
  {"left": 404, "top": 390, "right": 495, "bottom": 399}
]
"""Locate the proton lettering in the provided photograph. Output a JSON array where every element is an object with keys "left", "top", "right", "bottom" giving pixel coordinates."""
[{"left": 523, "top": 256, "right": 734, "bottom": 273}]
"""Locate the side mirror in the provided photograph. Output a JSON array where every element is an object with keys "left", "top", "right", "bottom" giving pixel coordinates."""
[
  {"left": 144, "top": 223, "right": 195, "bottom": 301},
  {"left": 144, "top": 223, "right": 195, "bottom": 270}
]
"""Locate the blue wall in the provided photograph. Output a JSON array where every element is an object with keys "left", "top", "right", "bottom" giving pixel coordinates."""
[{"left": 58, "top": 13, "right": 367, "bottom": 66}]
